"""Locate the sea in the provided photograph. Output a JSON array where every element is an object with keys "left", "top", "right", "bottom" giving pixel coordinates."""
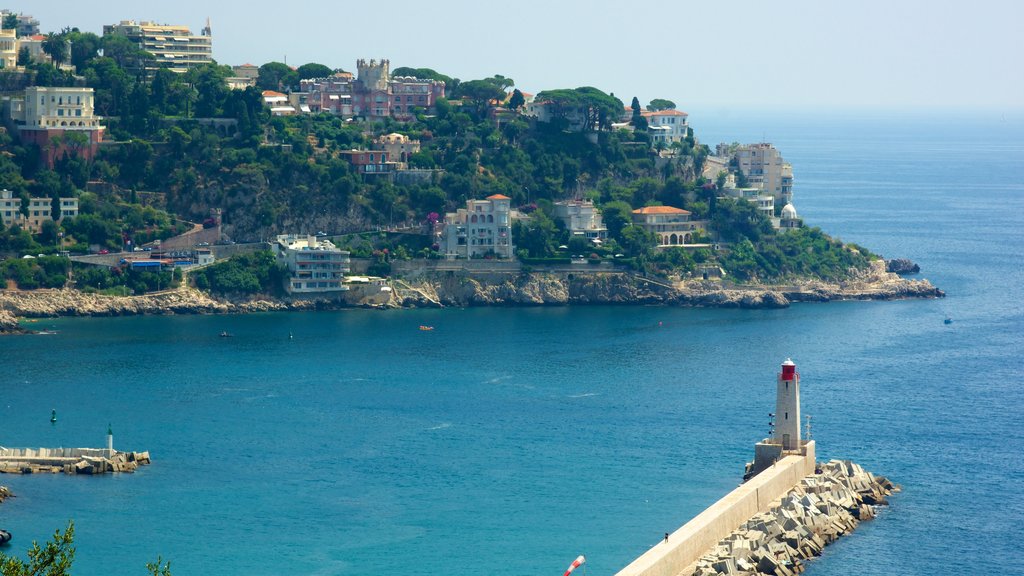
[{"left": 1, "top": 109, "right": 1022, "bottom": 575}]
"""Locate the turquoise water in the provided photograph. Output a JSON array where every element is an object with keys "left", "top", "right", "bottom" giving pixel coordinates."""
[{"left": 1, "top": 110, "right": 1022, "bottom": 575}]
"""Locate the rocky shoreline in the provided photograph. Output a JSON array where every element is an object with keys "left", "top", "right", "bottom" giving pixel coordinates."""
[{"left": 0, "top": 261, "right": 942, "bottom": 329}]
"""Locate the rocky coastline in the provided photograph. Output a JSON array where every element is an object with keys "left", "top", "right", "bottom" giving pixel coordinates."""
[{"left": 0, "top": 261, "right": 942, "bottom": 328}]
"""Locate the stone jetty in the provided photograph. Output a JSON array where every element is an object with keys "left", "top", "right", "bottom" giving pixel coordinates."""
[
  {"left": 0, "top": 447, "right": 151, "bottom": 475},
  {"left": 687, "top": 460, "right": 897, "bottom": 576}
]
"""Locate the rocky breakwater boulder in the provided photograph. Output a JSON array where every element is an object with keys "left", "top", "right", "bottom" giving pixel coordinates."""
[
  {"left": 689, "top": 460, "right": 898, "bottom": 576},
  {"left": 66, "top": 451, "right": 151, "bottom": 475},
  {"left": 885, "top": 258, "right": 920, "bottom": 275},
  {"left": 0, "top": 309, "right": 26, "bottom": 333},
  {"left": 0, "top": 485, "right": 12, "bottom": 503}
]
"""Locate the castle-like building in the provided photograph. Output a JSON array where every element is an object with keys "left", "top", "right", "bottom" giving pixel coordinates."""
[{"left": 290, "top": 58, "right": 445, "bottom": 120}]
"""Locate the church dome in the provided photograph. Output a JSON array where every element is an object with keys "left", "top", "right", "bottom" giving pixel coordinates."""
[{"left": 781, "top": 203, "right": 798, "bottom": 219}]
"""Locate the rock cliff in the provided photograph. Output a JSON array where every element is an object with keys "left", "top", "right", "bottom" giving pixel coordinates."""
[{"left": 0, "top": 261, "right": 943, "bottom": 324}]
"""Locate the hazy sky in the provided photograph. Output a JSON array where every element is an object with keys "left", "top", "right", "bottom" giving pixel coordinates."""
[{"left": 22, "top": 0, "right": 1024, "bottom": 111}]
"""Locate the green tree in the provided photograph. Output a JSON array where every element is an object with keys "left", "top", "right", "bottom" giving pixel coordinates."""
[
  {"left": 512, "top": 211, "right": 558, "bottom": 257},
  {"left": 16, "top": 46, "right": 28, "bottom": 66},
  {"left": 295, "top": 62, "right": 332, "bottom": 80},
  {"left": 648, "top": 98, "right": 676, "bottom": 111},
  {"left": 600, "top": 200, "right": 633, "bottom": 242},
  {"left": 0, "top": 520, "right": 75, "bottom": 576},
  {"left": 507, "top": 88, "right": 525, "bottom": 111},
  {"left": 257, "top": 62, "right": 297, "bottom": 91},
  {"left": 621, "top": 224, "right": 658, "bottom": 258},
  {"left": 67, "top": 31, "right": 102, "bottom": 71},
  {"left": 2, "top": 14, "right": 17, "bottom": 33},
  {"left": 41, "top": 32, "right": 69, "bottom": 67},
  {"left": 457, "top": 79, "right": 506, "bottom": 119}
]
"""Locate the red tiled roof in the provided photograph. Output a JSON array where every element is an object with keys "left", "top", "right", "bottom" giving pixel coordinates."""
[
  {"left": 633, "top": 206, "right": 691, "bottom": 215},
  {"left": 486, "top": 194, "right": 511, "bottom": 200}
]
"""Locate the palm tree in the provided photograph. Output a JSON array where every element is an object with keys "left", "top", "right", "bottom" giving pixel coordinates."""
[{"left": 41, "top": 32, "right": 69, "bottom": 67}]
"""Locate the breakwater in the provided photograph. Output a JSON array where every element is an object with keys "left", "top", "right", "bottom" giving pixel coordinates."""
[
  {"left": 615, "top": 442, "right": 817, "bottom": 576},
  {"left": 0, "top": 447, "right": 151, "bottom": 475},
  {"left": 687, "top": 460, "right": 895, "bottom": 576},
  {"left": 614, "top": 449, "right": 895, "bottom": 576}
]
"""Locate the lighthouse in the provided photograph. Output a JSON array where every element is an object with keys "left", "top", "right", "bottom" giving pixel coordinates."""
[
  {"left": 106, "top": 423, "right": 114, "bottom": 456},
  {"left": 775, "top": 359, "right": 801, "bottom": 451},
  {"left": 744, "top": 357, "right": 813, "bottom": 481}
]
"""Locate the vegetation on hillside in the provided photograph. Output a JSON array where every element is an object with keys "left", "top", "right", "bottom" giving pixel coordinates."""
[{"left": 0, "top": 25, "right": 880, "bottom": 288}]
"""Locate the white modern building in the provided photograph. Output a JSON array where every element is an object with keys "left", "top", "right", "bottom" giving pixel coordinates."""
[
  {"left": 274, "top": 234, "right": 351, "bottom": 294},
  {"left": 102, "top": 20, "right": 213, "bottom": 75},
  {"left": 553, "top": 199, "right": 607, "bottom": 241},
  {"left": 440, "top": 194, "right": 514, "bottom": 259}
]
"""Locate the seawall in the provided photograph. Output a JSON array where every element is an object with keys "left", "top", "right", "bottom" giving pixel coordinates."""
[{"left": 616, "top": 441, "right": 816, "bottom": 576}]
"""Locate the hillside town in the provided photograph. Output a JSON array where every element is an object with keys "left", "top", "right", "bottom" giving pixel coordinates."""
[{"left": 0, "top": 10, "right": 918, "bottom": 306}]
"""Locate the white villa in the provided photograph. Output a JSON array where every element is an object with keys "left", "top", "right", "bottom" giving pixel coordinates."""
[{"left": 553, "top": 199, "right": 607, "bottom": 241}]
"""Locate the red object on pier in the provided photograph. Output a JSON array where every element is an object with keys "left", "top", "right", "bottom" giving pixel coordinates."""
[
  {"left": 563, "top": 555, "right": 586, "bottom": 576},
  {"left": 781, "top": 358, "right": 797, "bottom": 380}
]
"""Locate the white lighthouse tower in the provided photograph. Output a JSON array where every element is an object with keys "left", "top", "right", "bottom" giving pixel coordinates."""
[
  {"left": 745, "top": 357, "right": 812, "bottom": 481},
  {"left": 775, "top": 358, "right": 801, "bottom": 451}
]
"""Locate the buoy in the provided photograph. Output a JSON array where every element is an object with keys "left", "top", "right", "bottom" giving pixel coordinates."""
[{"left": 50, "top": 409, "right": 57, "bottom": 424}]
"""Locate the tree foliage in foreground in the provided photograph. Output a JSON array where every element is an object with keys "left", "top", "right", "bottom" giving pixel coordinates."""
[{"left": 0, "top": 521, "right": 172, "bottom": 576}]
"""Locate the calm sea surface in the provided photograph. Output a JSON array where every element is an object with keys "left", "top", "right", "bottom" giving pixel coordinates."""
[{"left": 1, "top": 110, "right": 1022, "bottom": 575}]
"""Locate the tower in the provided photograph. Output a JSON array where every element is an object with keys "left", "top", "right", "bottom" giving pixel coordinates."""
[
  {"left": 106, "top": 423, "right": 114, "bottom": 455},
  {"left": 774, "top": 358, "right": 801, "bottom": 451}
]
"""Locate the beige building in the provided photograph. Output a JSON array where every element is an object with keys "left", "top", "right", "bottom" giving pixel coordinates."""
[
  {"left": 441, "top": 195, "right": 515, "bottom": 259},
  {"left": 631, "top": 206, "right": 706, "bottom": 246},
  {"left": 18, "top": 86, "right": 103, "bottom": 130},
  {"left": 103, "top": 20, "right": 213, "bottom": 74},
  {"left": 0, "top": 28, "right": 16, "bottom": 69},
  {"left": 375, "top": 133, "right": 420, "bottom": 168},
  {"left": 734, "top": 143, "right": 793, "bottom": 205},
  {"left": 0, "top": 189, "right": 78, "bottom": 233}
]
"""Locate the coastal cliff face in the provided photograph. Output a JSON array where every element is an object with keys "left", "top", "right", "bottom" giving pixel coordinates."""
[
  {"left": 0, "top": 261, "right": 943, "bottom": 324},
  {"left": 394, "top": 260, "right": 943, "bottom": 309}
]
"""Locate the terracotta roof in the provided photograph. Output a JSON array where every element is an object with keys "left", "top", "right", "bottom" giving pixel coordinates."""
[
  {"left": 262, "top": 90, "right": 286, "bottom": 97},
  {"left": 486, "top": 194, "right": 511, "bottom": 200},
  {"left": 632, "top": 206, "right": 691, "bottom": 215}
]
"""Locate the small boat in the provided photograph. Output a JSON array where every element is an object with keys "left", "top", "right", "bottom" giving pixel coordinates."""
[
  {"left": 36, "top": 329, "right": 59, "bottom": 335},
  {"left": 0, "top": 528, "right": 11, "bottom": 545},
  {"left": 219, "top": 331, "right": 233, "bottom": 338},
  {"left": 944, "top": 317, "right": 953, "bottom": 325},
  {"left": 419, "top": 325, "right": 434, "bottom": 331}
]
